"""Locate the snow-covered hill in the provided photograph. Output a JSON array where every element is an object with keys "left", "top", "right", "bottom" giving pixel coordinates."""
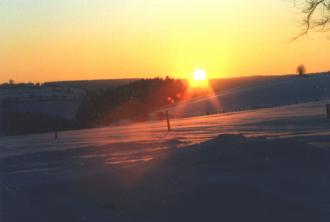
[
  {"left": 167, "top": 73, "right": 330, "bottom": 117},
  {"left": 2, "top": 100, "right": 330, "bottom": 221},
  {"left": 2, "top": 74, "right": 330, "bottom": 222}
]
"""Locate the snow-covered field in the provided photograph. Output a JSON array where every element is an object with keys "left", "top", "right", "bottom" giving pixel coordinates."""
[
  {"left": 1, "top": 100, "right": 329, "bottom": 159},
  {"left": 1, "top": 99, "right": 330, "bottom": 221}
]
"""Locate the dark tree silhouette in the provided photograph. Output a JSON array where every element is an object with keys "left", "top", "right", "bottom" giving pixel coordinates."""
[
  {"left": 76, "top": 77, "right": 190, "bottom": 127},
  {"left": 295, "top": 0, "right": 330, "bottom": 37},
  {"left": 297, "top": 64, "right": 306, "bottom": 77}
]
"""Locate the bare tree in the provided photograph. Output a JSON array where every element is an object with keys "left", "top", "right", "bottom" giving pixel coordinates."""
[
  {"left": 294, "top": 0, "right": 330, "bottom": 37},
  {"left": 297, "top": 64, "right": 306, "bottom": 77}
]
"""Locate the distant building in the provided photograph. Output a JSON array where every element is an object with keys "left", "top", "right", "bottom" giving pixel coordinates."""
[{"left": 0, "top": 83, "right": 86, "bottom": 135}]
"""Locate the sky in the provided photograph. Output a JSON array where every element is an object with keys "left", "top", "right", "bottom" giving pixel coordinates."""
[{"left": 0, "top": 0, "right": 329, "bottom": 83}]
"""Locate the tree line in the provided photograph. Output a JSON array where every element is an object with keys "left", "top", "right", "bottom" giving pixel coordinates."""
[
  {"left": 3, "top": 77, "right": 191, "bottom": 135},
  {"left": 76, "top": 77, "right": 189, "bottom": 128}
]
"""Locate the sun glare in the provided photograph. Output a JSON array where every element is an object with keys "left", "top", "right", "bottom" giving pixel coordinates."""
[
  {"left": 190, "top": 69, "right": 209, "bottom": 88},
  {"left": 194, "top": 69, "right": 207, "bottom": 81}
]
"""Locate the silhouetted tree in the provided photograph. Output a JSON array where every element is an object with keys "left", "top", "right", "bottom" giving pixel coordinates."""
[
  {"left": 297, "top": 64, "right": 306, "bottom": 77},
  {"left": 294, "top": 0, "right": 330, "bottom": 37}
]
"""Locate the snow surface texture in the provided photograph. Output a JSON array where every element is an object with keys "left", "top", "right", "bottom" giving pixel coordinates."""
[{"left": 1, "top": 100, "right": 330, "bottom": 221}]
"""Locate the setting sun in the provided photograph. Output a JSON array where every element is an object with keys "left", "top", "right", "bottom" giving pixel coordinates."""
[
  {"left": 189, "top": 69, "right": 209, "bottom": 88},
  {"left": 194, "top": 69, "right": 207, "bottom": 81}
]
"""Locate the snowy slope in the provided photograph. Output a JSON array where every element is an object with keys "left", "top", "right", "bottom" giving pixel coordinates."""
[
  {"left": 1, "top": 101, "right": 330, "bottom": 221},
  {"left": 2, "top": 73, "right": 330, "bottom": 222},
  {"left": 1, "top": 100, "right": 329, "bottom": 161},
  {"left": 166, "top": 73, "right": 330, "bottom": 117}
]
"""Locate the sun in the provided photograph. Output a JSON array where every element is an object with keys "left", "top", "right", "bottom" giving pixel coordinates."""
[
  {"left": 189, "top": 69, "right": 209, "bottom": 88},
  {"left": 194, "top": 69, "right": 207, "bottom": 81}
]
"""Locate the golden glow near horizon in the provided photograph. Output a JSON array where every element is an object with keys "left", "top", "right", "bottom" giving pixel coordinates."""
[
  {"left": 190, "top": 69, "right": 209, "bottom": 88},
  {"left": 0, "top": 0, "right": 329, "bottom": 83}
]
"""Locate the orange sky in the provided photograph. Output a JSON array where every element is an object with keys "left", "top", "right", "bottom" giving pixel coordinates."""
[{"left": 0, "top": 0, "right": 329, "bottom": 83}]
